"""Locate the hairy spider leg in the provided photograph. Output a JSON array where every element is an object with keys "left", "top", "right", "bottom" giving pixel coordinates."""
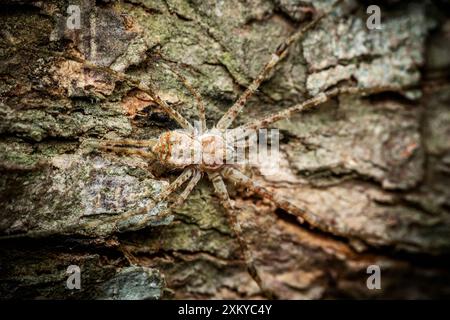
[
  {"left": 96, "top": 138, "right": 158, "bottom": 148},
  {"left": 88, "top": 168, "right": 194, "bottom": 230},
  {"left": 172, "top": 170, "right": 202, "bottom": 208},
  {"left": 13, "top": 45, "right": 194, "bottom": 132},
  {"left": 0, "top": 168, "right": 197, "bottom": 240},
  {"left": 120, "top": 169, "right": 204, "bottom": 231},
  {"left": 208, "top": 171, "right": 277, "bottom": 299},
  {"left": 231, "top": 85, "right": 416, "bottom": 140},
  {"left": 161, "top": 61, "right": 207, "bottom": 132},
  {"left": 221, "top": 167, "right": 325, "bottom": 227},
  {"left": 215, "top": 0, "right": 344, "bottom": 130},
  {"left": 96, "top": 146, "right": 156, "bottom": 159}
]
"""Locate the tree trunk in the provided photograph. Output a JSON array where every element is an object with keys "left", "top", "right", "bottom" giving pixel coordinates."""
[{"left": 1, "top": 0, "right": 449, "bottom": 299}]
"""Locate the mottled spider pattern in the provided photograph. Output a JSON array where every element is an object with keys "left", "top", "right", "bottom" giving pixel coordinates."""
[{"left": 1, "top": 0, "right": 417, "bottom": 298}]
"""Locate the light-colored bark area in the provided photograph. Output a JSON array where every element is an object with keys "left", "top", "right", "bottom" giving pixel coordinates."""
[{"left": 0, "top": 0, "right": 449, "bottom": 299}]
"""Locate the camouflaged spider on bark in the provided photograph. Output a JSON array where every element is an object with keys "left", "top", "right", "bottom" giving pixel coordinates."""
[{"left": 2, "top": 0, "right": 409, "bottom": 298}]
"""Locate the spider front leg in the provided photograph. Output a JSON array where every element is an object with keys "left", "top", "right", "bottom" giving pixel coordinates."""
[
  {"left": 208, "top": 171, "right": 277, "bottom": 299},
  {"left": 161, "top": 61, "right": 207, "bottom": 132},
  {"left": 83, "top": 138, "right": 157, "bottom": 159},
  {"left": 215, "top": 0, "right": 344, "bottom": 130},
  {"left": 12, "top": 45, "right": 195, "bottom": 132},
  {"left": 96, "top": 138, "right": 157, "bottom": 148}
]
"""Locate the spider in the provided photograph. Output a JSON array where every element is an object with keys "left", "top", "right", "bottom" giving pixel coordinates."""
[{"left": 2, "top": 0, "right": 406, "bottom": 298}]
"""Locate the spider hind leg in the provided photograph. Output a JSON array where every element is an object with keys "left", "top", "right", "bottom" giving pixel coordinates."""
[{"left": 208, "top": 171, "right": 277, "bottom": 299}]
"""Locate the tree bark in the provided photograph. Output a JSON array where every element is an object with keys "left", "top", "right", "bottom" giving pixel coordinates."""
[{"left": 0, "top": 0, "right": 449, "bottom": 299}]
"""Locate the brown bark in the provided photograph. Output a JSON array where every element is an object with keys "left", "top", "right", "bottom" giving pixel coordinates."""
[{"left": 0, "top": 0, "right": 449, "bottom": 299}]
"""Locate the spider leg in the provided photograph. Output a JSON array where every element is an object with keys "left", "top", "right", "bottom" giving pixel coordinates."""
[
  {"left": 208, "top": 172, "right": 276, "bottom": 299},
  {"left": 83, "top": 138, "right": 157, "bottom": 159},
  {"left": 142, "top": 83, "right": 194, "bottom": 132},
  {"left": 232, "top": 85, "right": 414, "bottom": 140},
  {"left": 0, "top": 169, "right": 195, "bottom": 239},
  {"left": 13, "top": 45, "right": 194, "bottom": 132},
  {"left": 96, "top": 138, "right": 157, "bottom": 148},
  {"left": 86, "top": 168, "right": 194, "bottom": 230},
  {"left": 221, "top": 167, "right": 324, "bottom": 229},
  {"left": 215, "top": 0, "right": 344, "bottom": 130},
  {"left": 232, "top": 89, "right": 335, "bottom": 140},
  {"left": 171, "top": 169, "right": 202, "bottom": 208},
  {"left": 161, "top": 61, "right": 207, "bottom": 132},
  {"left": 96, "top": 146, "right": 155, "bottom": 159}
]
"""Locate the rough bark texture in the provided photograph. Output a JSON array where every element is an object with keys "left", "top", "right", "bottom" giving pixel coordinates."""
[{"left": 0, "top": 0, "right": 449, "bottom": 299}]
